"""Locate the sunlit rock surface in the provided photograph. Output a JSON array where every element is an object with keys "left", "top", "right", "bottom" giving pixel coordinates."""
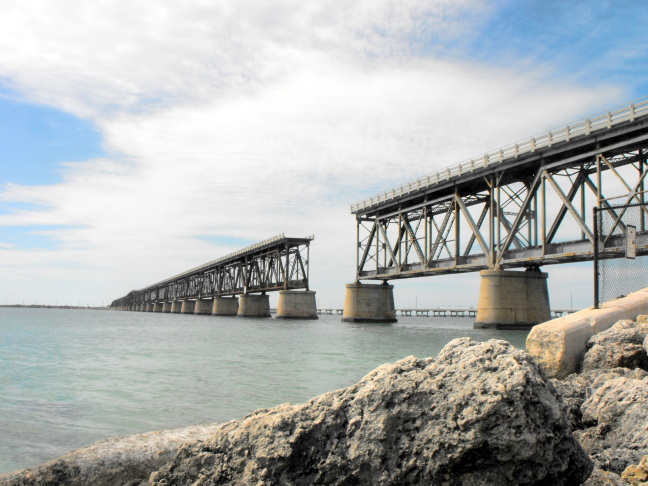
[
  {"left": 1, "top": 338, "right": 597, "bottom": 486},
  {"left": 0, "top": 424, "right": 222, "bottom": 486},
  {"left": 151, "top": 338, "right": 591, "bottom": 485},
  {"left": 580, "top": 319, "right": 648, "bottom": 373}
]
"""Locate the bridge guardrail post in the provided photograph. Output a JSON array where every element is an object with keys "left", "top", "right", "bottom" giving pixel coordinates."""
[{"left": 593, "top": 207, "right": 599, "bottom": 309}]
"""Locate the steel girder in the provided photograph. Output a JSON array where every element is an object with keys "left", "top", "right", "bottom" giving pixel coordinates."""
[
  {"left": 353, "top": 109, "right": 648, "bottom": 281},
  {"left": 110, "top": 235, "right": 313, "bottom": 308}
]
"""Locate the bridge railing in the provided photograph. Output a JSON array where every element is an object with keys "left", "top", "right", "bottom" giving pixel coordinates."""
[
  {"left": 110, "top": 234, "right": 315, "bottom": 307},
  {"left": 351, "top": 96, "right": 648, "bottom": 213},
  {"left": 156, "top": 234, "right": 287, "bottom": 288}
]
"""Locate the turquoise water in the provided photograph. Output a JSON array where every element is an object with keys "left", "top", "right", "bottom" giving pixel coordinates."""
[{"left": 0, "top": 308, "right": 529, "bottom": 475}]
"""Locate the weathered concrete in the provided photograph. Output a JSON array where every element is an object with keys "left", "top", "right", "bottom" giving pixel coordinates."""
[
  {"left": 211, "top": 296, "right": 238, "bottom": 316},
  {"left": 342, "top": 282, "right": 397, "bottom": 323},
  {"left": 153, "top": 302, "right": 163, "bottom": 313},
  {"left": 276, "top": 290, "right": 318, "bottom": 319},
  {"left": 474, "top": 268, "right": 551, "bottom": 329},
  {"left": 194, "top": 299, "right": 212, "bottom": 315},
  {"left": 162, "top": 302, "right": 172, "bottom": 313},
  {"left": 180, "top": 300, "right": 196, "bottom": 314},
  {"left": 527, "top": 287, "right": 648, "bottom": 378},
  {"left": 146, "top": 303, "right": 154, "bottom": 312},
  {"left": 170, "top": 301, "right": 183, "bottom": 313},
  {"left": 238, "top": 294, "right": 271, "bottom": 318}
]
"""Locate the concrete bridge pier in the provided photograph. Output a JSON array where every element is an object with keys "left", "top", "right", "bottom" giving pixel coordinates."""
[
  {"left": 238, "top": 293, "right": 271, "bottom": 318},
  {"left": 474, "top": 268, "right": 551, "bottom": 330},
  {"left": 171, "top": 301, "right": 183, "bottom": 313},
  {"left": 153, "top": 303, "right": 163, "bottom": 312},
  {"left": 194, "top": 299, "right": 212, "bottom": 315},
  {"left": 277, "top": 290, "right": 318, "bottom": 319},
  {"left": 181, "top": 300, "right": 196, "bottom": 314},
  {"left": 162, "top": 302, "right": 172, "bottom": 313},
  {"left": 342, "top": 282, "right": 397, "bottom": 323},
  {"left": 146, "top": 303, "right": 154, "bottom": 312},
  {"left": 212, "top": 296, "right": 239, "bottom": 316}
]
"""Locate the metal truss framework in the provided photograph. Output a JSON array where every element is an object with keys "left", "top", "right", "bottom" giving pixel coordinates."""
[
  {"left": 110, "top": 235, "right": 313, "bottom": 308},
  {"left": 353, "top": 100, "right": 648, "bottom": 280}
]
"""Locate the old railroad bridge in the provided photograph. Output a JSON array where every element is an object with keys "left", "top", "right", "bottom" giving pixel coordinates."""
[
  {"left": 111, "top": 235, "right": 317, "bottom": 319},
  {"left": 113, "top": 97, "right": 648, "bottom": 328}
]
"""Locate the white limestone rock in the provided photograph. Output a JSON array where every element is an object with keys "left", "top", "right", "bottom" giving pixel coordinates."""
[
  {"left": 580, "top": 320, "right": 648, "bottom": 373},
  {"left": 576, "top": 369, "right": 648, "bottom": 475},
  {"left": 0, "top": 424, "right": 222, "bottom": 486},
  {"left": 151, "top": 338, "right": 592, "bottom": 485}
]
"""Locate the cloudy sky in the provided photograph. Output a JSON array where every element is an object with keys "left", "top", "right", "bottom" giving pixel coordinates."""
[{"left": 0, "top": 0, "right": 647, "bottom": 309}]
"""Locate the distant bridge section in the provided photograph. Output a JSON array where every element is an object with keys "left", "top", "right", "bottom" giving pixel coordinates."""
[{"left": 111, "top": 235, "right": 317, "bottom": 318}]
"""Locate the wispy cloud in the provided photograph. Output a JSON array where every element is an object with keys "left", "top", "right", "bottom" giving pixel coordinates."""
[{"left": 0, "top": 0, "right": 626, "bottom": 306}]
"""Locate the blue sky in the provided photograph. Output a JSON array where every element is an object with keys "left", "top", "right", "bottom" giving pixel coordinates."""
[
  {"left": 0, "top": 92, "right": 104, "bottom": 185},
  {"left": 0, "top": 0, "right": 646, "bottom": 308}
]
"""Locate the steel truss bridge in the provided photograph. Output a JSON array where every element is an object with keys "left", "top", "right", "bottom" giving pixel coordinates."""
[
  {"left": 110, "top": 235, "right": 313, "bottom": 308},
  {"left": 351, "top": 97, "right": 648, "bottom": 280}
]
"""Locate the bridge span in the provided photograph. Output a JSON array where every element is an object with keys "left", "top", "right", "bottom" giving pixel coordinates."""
[
  {"left": 111, "top": 235, "right": 317, "bottom": 319},
  {"left": 343, "top": 97, "right": 648, "bottom": 328}
]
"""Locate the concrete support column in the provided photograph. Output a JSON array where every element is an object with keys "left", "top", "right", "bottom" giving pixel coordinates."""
[
  {"left": 212, "top": 296, "right": 239, "bottom": 316},
  {"left": 277, "top": 290, "right": 318, "bottom": 319},
  {"left": 153, "top": 302, "right": 163, "bottom": 312},
  {"left": 194, "top": 298, "right": 213, "bottom": 315},
  {"left": 342, "top": 282, "right": 397, "bottom": 323},
  {"left": 139, "top": 304, "right": 145, "bottom": 312},
  {"left": 146, "top": 303, "right": 154, "bottom": 312},
  {"left": 171, "top": 301, "right": 183, "bottom": 313},
  {"left": 162, "top": 302, "right": 172, "bottom": 313},
  {"left": 474, "top": 268, "right": 551, "bottom": 330},
  {"left": 238, "top": 294, "right": 271, "bottom": 318},
  {"left": 181, "top": 300, "right": 196, "bottom": 314}
]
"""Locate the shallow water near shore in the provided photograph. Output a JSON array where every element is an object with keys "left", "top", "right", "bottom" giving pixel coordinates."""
[{"left": 0, "top": 307, "right": 528, "bottom": 475}]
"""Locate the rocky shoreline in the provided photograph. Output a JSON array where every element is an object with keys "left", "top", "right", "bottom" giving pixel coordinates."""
[{"left": 2, "top": 318, "right": 648, "bottom": 485}]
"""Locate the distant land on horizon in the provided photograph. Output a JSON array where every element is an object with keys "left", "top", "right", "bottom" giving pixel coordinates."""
[{"left": 0, "top": 304, "right": 109, "bottom": 310}]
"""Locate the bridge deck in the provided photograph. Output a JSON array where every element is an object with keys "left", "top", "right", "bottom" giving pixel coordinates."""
[
  {"left": 147, "top": 234, "right": 312, "bottom": 289},
  {"left": 351, "top": 97, "right": 648, "bottom": 281},
  {"left": 111, "top": 235, "right": 313, "bottom": 307}
]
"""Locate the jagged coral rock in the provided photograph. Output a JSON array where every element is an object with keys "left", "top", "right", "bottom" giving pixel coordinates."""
[
  {"left": 0, "top": 424, "right": 222, "bottom": 486},
  {"left": 621, "top": 456, "right": 648, "bottom": 485},
  {"left": 577, "top": 370, "right": 648, "bottom": 475},
  {"left": 581, "top": 320, "right": 648, "bottom": 373},
  {"left": 151, "top": 338, "right": 592, "bottom": 486}
]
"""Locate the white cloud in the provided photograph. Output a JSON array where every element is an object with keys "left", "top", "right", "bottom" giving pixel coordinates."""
[
  {"left": 0, "top": 0, "right": 622, "bottom": 306},
  {"left": 0, "top": 0, "right": 486, "bottom": 116}
]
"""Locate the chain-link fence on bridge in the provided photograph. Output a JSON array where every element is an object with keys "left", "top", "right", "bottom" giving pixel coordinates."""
[{"left": 594, "top": 202, "right": 648, "bottom": 308}]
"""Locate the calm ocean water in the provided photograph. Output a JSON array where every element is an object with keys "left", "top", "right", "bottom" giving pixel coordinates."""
[{"left": 0, "top": 307, "right": 529, "bottom": 475}]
